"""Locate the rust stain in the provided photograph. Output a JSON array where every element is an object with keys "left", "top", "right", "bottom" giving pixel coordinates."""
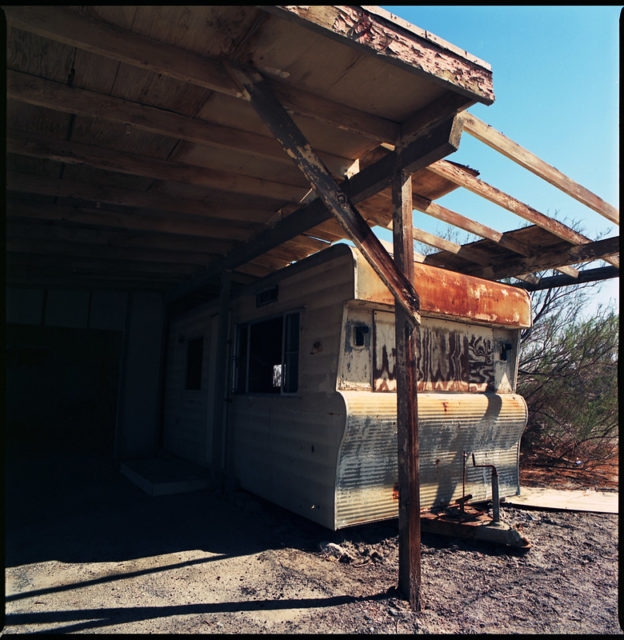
[
  {"left": 392, "top": 482, "right": 400, "bottom": 501},
  {"left": 356, "top": 250, "right": 531, "bottom": 327}
]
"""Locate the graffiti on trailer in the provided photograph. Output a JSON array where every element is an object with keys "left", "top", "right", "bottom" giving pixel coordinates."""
[{"left": 373, "top": 323, "right": 495, "bottom": 393}]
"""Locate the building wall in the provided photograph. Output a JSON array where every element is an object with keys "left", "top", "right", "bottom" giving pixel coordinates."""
[{"left": 6, "top": 286, "right": 165, "bottom": 459}]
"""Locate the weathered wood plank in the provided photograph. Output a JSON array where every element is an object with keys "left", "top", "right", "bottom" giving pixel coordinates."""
[
  {"left": 409, "top": 194, "right": 579, "bottom": 279},
  {"left": 6, "top": 200, "right": 253, "bottom": 242},
  {"left": 428, "top": 159, "right": 620, "bottom": 269},
  {"left": 392, "top": 170, "right": 421, "bottom": 610},
  {"left": 6, "top": 272, "right": 178, "bottom": 291},
  {"left": 265, "top": 6, "right": 494, "bottom": 104},
  {"left": 464, "top": 236, "right": 619, "bottom": 280},
  {"left": 7, "top": 251, "right": 198, "bottom": 277},
  {"left": 7, "top": 218, "right": 236, "bottom": 255},
  {"left": 169, "top": 102, "right": 464, "bottom": 303},
  {"left": 462, "top": 113, "right": 619, "bottom": 225},
  {"left": 7, "top": 69, "right": 355, "bottom": 178},
  {"left": 4, "top": 6, "right": 400, "bottom": 143},
  {"left": 515, "top": 265, "right": 619, "bottom": 291},
  {"left": 6, "top": 235, "right": 219, "bottom": 267},
  {"left": 8, "top": 133, "right": 306, "bottom": 202},
  {"left": 7, "top": 171, "right": 274, "bottom": 225}
]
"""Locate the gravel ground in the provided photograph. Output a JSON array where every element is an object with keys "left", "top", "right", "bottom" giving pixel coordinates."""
[{"left": 3, "top": 451, "right": 620, "bottom": 634}]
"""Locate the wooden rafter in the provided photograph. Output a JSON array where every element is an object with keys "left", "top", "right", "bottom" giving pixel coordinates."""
[
  {"left": 6, "top": 200, "right": 255, "bottom": 242},
  {"left": 461, "top": 236, "right": 619, "bottom": 280},
  {"left": 6, "top": 172, "right": 277, "bottom": 226},
  {"left": 8, "top": 133, "right": 308, "bottom": 202},
  {"left": 408, "top": 193, "right": 579, "bottom": 279},
  {"left": 515, "top": 266, "right": 619, "bottom": 291},
  {"left": 7, "top": 70, "right": 355, "bottom": 178},
  {"left": 462, "top": 113, "right": 619, "bottom": 225},
  {"left": 228, "top": 65, "right": 425, "bottom": 325},
  {"left": 168, "top": 96, "right": 465, "bottom": 303},
  {"left": 428, "top": 160, "right": 619, "bottom": 269},
  {"left": 4, "top": 6, "right": 401, "bottom": 143}
]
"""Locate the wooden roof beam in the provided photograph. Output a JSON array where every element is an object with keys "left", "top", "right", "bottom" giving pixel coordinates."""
[
  {"left": 462, "top": 236, "right": 619, "bottom": 280},
  {"left": 514, "top": 266, "right": 619, "bottom": 291},
  {"left": 7, "top": 218, "right": 235, "bottom": 256},
  {"left": 7, "top": 172, "right": 277, "bottom": 226},
  {"left": 6, "top": 200, "right": 253, "bottom": 242},
  {"left": 428, "top": 159, "right": 619, "bottom": 269},
  {"left": 7, "top": 70, "right": 355, "bottom": 179},
  {"left": 169, "top": 103, "right": 463, "bottom": 303},
  {"left": 6, "top": 236, "right": 221, "bottom": 268},
  {"left": 7, "top": 252, "right": 198, "bottom": 278},
  {"left": 170, "top": 67, "right": 463, "bottom": 313},
  {"left": 8, "top": 132, "right": 307, "bottom": 203},
  {"left": 462, "top": 113, "right": 619, "bottom": 225},
  {"left": 385, "top": 219, "right": 495, "bottom": 268},
  {"left": 4, "top": 6, "right": 399, "bottom": 143},
  {"left": 409, "top": 194, "right": 579, "bottom": 279}
]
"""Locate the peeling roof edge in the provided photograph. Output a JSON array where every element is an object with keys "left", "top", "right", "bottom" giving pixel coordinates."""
[
  {"left": 362, "top": 6, "right": 492, "bottom": 72},
  {"left": 262, "top": 6, "right": 494, "bottom": 105}
]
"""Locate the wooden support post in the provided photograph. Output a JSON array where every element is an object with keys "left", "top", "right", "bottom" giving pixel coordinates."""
[
  {"left": 211, "top": 269, "right": 231, "bottom": 488},
  {"left": 392, "top": 170, "right": 421, "bottom": 610},
  {"left": 228, "top": 65, "right": 427, "bottom": 326}
]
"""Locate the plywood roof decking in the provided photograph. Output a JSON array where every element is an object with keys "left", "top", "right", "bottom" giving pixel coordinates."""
[{"left": 3, "top": 5, "right": 618, "bottom": 296}]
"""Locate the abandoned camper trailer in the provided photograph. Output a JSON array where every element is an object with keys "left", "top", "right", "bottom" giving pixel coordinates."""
[
  {"left": 5, "top": 3, "right": 618, "bottom": 614},
  {"left": 164, "top": 243, "right": 531, "bottom": 530}
]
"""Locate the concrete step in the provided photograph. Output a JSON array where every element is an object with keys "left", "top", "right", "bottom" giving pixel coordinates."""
[{"left": 120, "top": 455, "right": 210, "bottom": 496}]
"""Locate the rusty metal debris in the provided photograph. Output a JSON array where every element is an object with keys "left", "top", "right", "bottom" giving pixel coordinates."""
[{"left": 421, "top": 492, "right": 530, "bottom": 551}]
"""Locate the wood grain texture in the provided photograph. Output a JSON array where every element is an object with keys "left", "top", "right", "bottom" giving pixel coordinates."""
[
  {"left": 7, "top": 70, "right": 354, "bottom": 178},
  {"left": 8, "top": 132, "right": 307, "bottom": 202},
  {"left": 463, "top": 113, "right": 619, "bottom": 224},
  {"left": 428, "top": 160, "right": 619, "bottom": 270},
  {"left": 265, "top": 6, "right": 494, "bottom": 104}
]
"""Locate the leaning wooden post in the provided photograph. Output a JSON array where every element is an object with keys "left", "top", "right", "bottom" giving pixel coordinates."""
[{"left": 392, "top": 169, "right": 421, "bottom": 610}]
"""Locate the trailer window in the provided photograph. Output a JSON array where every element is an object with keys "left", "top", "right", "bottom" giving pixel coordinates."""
[
  {"left": 249, "top": 317, "right": 283, "bottom": 393},
  {"left": 234, "top": 312, "right": 300, "bottom": 394}
]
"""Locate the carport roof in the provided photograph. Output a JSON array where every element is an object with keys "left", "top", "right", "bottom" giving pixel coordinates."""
[{"left": 4, "top": 5, "right": 618, "bottom": 303}]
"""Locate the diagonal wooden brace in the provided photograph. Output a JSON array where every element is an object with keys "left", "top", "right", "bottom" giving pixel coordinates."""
[{"left": 229, "top": 66, "right": 462, "bottom": 326}]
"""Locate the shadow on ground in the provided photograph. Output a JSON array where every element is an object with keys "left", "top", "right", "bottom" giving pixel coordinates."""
[{"left": 4, "top": 444, "right": 402, "bottom": 570}]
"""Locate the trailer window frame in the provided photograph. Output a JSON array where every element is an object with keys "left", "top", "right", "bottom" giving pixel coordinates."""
[{"left": 233, "top": 310, "right": 300, "bottom": 396}]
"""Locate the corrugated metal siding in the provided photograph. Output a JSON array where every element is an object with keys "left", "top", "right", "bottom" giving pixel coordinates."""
[{"left": 334, "top": 391, "right": 527, "bottom": 529}]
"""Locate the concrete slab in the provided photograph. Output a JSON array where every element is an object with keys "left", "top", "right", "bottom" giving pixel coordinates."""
[
  {"left": 505, "top": 487, "right": 618, "bottom": 514},
  {"left": 120, "top": 455, "right": 210, "bottom": 496}
]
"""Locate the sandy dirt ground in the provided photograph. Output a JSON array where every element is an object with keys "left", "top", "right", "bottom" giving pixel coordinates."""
[{"left": 3, "top": 450, "right": 621, "bottom": 634}]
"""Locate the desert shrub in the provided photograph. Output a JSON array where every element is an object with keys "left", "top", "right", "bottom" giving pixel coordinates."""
[{"left": 518, "top": 283, "right": 618, "bottom": 470}]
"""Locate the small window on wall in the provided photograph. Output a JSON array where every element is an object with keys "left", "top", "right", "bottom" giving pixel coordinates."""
[
  {"left": 233, "top": 312, "right": 300, "bottom": 394},
  {"left": 185, "top": 336, "right": 204, "bottom": 390}
]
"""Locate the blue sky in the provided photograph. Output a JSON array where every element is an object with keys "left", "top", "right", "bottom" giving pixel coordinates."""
[{"left": 376, "top": 5, "right": 620, "bottom": 313}]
